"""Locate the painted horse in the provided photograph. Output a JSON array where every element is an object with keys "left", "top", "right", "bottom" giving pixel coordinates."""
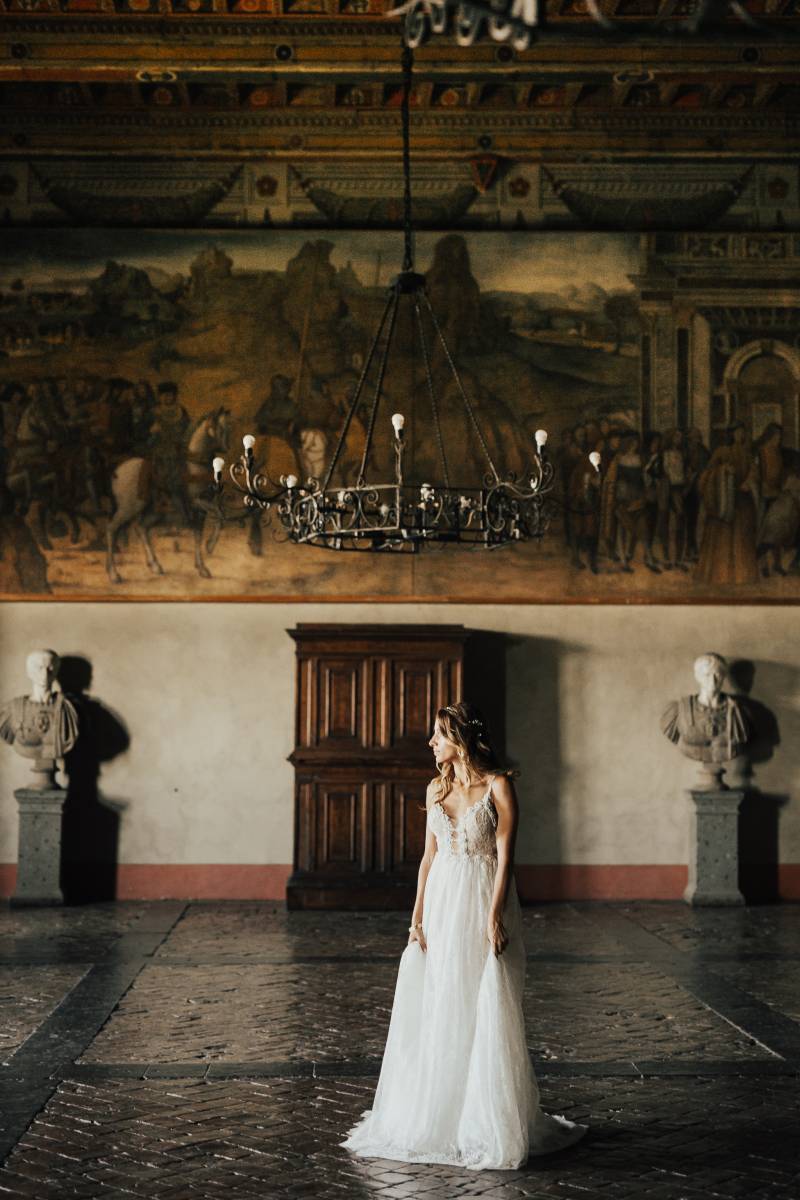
[{"left": 105, "top": 407, "right": 230, "bottom": 584}]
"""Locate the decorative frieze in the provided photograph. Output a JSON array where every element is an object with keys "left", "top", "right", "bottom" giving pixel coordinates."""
[{"left": 2, "top": 157, "right": 800, "bottom": 229}]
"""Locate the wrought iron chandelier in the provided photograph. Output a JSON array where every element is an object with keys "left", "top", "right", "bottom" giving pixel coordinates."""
[
  {"left": 213, "top": 47, "right": 599, "bottom": 552},
  {"left": 386, "top": 0, "right": 797, "bottom": 51}
]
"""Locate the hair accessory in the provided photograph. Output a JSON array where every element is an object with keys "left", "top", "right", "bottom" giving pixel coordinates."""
[{"left": 468, "top": 718, "right": 482, "bottom": 727}]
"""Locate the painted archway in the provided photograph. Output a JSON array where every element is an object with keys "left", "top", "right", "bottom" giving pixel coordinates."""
[{"left": 723, "top": 338, "right": 800, "bottom": 448}]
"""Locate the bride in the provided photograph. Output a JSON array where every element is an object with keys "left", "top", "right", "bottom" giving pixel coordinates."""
[{"left": 341, "top": 701, "right": 588, "bottom": 1170}]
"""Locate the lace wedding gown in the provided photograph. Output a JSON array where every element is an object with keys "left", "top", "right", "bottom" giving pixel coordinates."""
[{"left": 341, "top": 781, "right": 587, "bottom": 1170}]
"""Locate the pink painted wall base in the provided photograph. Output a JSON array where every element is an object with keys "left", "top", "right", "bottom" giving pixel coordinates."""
[{"left": 1, "top": 863, "right": 799, "bottom": 901}]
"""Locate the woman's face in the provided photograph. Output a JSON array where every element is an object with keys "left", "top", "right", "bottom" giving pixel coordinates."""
[{"left": 428, "top": 720, "right": 459, "bottom": 766}]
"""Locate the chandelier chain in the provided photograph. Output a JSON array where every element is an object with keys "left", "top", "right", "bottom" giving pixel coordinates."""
[
  {"left": 401, "top": 42, "right": 415, "bottom": 274},
  {"left": 414, "top": 297, "right": 450, "bottom": 489},
  {"left": 421, "top": 291, "right": 500, "bottom": 483},
  {"left": 356, "top": 285, "right": 401, "bottom": 487},
  {"left": 322, "top": 288, "right": 395, "bottom": 491},
  {"left": 294, "top": 243, "right": 322, "bottom": 411}
]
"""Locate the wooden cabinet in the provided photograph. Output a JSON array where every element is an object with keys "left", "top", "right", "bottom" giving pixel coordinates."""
[{"left": 287, "top": 624, "right": 470, "bottom": 909}]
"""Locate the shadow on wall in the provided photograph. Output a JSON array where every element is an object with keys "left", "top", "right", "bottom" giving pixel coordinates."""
[
  {"left": 729, "top": 658, "right": 788, "bottom": 904},
  {"left": 58, "top": 655, "right": 130, "bottom": 904},
  {"left": 504, "top": 635, "right": 584, "bottom": 895},
  {"left": 465, "top": 631, "right": 507, "bottom": 765},
  {"left": 467, "top": 632, "right": 570, "bottom": 858}
]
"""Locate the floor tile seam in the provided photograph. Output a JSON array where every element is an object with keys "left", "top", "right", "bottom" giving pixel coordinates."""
[
  {"left": 3, "top": 951, "right": 799, "bottom": 967},
  {"left": 0, "top": 903, "right": 188, "bottom": 1168},
  {"left": 686, "top": 952, "right": 800, "bottom": 963},
  {"left": 0, "top": 1080, "right": 62, "bottom": 1165},
  {"left": 2, "top": 916, "right": 191, "bottom": 1078},
  {"left": 0, "top": 952, "right": 647, "bottom": 967},
  {"left": 612, "top": 907, "right": 800, "bottom": 961},
  {"left": 0, "top": 962, "right": 94, "bottom": 1064},
  {"left": 582, "top": 906, "right": 800, "bottom": 1060},
  {"left": 47, "top": 1056, "right": 800, "bottom": 1081},
  {"left": 120, "top": 953, "right": 642, "bottom": 966},
  {"left": 653, "top": 960, "right": 800, "bottom": 1059}
]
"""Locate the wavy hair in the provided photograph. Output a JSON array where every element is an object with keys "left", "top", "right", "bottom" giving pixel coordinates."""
[{"left": 431, "top": 701, "right": 515, "bottom": 802}]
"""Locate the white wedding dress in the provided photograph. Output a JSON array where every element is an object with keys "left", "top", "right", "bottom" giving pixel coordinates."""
[{"left": 341, "top": 780, "right": 587, "bottom": 1170}]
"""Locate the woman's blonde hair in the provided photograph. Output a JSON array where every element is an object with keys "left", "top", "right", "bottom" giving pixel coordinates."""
[{"left": 431, "top": 701, "right": 515, "bottom": 801}]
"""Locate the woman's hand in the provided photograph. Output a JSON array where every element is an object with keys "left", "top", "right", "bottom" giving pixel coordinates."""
[
  {"left": 408, "top": 926, "right": 427, "bottom": 952},
  {"left": 487, "top": 913, "right": 509, "bottom": 957}
]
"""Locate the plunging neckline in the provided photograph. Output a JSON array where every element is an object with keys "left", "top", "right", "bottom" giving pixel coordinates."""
[{"left": 435, "top": 780, "right": 494, "bottom": 827}]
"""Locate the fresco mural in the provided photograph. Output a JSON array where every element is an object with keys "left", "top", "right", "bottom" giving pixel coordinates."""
[{"left": 0, "top": 228, "right": 798, "bottom": 601}]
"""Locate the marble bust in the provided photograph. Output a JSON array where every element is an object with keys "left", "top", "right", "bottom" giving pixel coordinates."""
[
  {"left": 0, "top": 649, "right": 79, "bottom": 789},
  {"left": 661, "top": 652, "right": 750, "bottom": 790}
]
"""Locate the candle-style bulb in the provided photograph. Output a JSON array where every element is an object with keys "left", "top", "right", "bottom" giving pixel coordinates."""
[
  {"left": 212, "top": 456, "right": 225, "bottom": 478},
  {"left": 391, "top": 413, "right": 405, "bottom": 436},
  {"left": 243, "top": 434, "right": 256, "bottom": 452},
  {"left": 589, "top": 451, "right": 602, "bottom": 472},
  {"left": 285, "top": 474, "right": 298, "bottom": 489},
  {"left": 534, "top": 429, "right": 548, "bottom": 452}
]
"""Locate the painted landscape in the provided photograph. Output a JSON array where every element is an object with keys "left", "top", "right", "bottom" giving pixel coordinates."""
[{"left": 0, "top": 229, "right": 797, "bottom": 601}]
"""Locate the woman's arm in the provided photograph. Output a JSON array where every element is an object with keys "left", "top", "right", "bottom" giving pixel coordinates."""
[
  {"left": 487, "top": 774, "right": 519, "bottom": 957},
  {"left": 408, "top": 781, "right": 438, "bottom": 951}
]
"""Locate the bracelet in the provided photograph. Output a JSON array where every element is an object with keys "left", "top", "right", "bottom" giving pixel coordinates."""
[{"left": 408, "top": 921, "right": 422, "bottom": 932}]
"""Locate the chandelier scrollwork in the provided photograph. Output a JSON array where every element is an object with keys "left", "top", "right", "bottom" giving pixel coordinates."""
[
  {"left": 386, "top": 0, "right": 797, "bottom": 50},
  {"left": 213, "top": 46, "right": 600, "bottom": 553}
]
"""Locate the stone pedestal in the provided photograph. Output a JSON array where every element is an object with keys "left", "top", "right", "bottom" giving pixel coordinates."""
[
  {"left": 11, "top": 787, "right": 66, "bottom": 907},
  {"left": 684, "top": 788, "right": 744, "bottom": 906}
]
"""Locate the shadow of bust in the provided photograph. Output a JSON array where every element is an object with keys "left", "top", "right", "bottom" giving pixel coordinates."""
[
  {"left": 58, "top": 655, "right": 130, "bottom": 904},
  {"left": 727, "top": 658, "right": 786, "bottom": 904}
]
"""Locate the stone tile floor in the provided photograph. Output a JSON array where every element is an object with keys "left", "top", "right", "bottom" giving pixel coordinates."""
[{"left": 0, "top": 901, "right": 798, "bottom": 1199}]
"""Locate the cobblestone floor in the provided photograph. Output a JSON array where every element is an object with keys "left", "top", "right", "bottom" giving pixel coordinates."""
[
  {"left": 0, "top": 901, "right": 798, "bottom": 1200},
  {"left": 1, "top": 966, "right": 88, "bottom": 1063}
]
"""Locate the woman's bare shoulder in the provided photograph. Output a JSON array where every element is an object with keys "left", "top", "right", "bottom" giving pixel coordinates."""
[
  {"left": 425, "top": 778, "right": 439, "bottom": 810},
  {"left": 488, "top": 772, "right": 518, "bottom": 805}
]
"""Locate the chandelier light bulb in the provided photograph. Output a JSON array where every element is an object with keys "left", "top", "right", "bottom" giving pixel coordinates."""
[
  {"left": 212, "top": 457, "right": 225, "bottom": 477},
  {"left": 589, "top": 451, "right": 602, "bottom": 472},
  {"left": 534, "top": 429, "right": 548, "bottom": 451},
  {"left": 285, "top": 474, "right": 298, "bottom": 489},
  {"left": 243, "top": 434, "right": 256, "bottom": 452},
  {"left": 391, "top": 413, "right": 405, "bottom": 436}
]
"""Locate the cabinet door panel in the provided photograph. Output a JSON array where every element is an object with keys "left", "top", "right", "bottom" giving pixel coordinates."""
[
  {"left": 312, "top": 780, "right": 372, "bottom": 875},
  {"left": 298, "top": 657, "right": 368, "bottom": 749},
  {"left": 388, "top": 780, "right": 428, "bottom": 875},
  {"left": 391, "top": 660, "right": 437, "bottom": 749}
]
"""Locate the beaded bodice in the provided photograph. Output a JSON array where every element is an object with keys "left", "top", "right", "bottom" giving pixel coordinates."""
[{"left": 428, "top": 785, "right": 498, "bottom": 862}]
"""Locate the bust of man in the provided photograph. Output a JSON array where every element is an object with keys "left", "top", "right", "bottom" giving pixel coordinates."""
[
  {"left": 0, "top": 649, "right": 79, "bottom": 789},
  {"left": 661, "top": 652, "right": 750, "bottom": 790}
]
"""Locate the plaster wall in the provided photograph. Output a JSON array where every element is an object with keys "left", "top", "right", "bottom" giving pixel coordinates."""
[{"left": 0, "top": 603, "right": 798, "bottom": 895}]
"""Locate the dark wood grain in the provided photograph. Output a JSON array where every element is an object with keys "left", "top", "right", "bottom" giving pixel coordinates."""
[{"left": 286, "top": 624, "right": 469, "bottom": 909}]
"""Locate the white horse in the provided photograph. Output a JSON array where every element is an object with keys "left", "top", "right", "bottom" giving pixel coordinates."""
[{"left": 105, "top": 407, "right": 230, "bottom": 584}]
